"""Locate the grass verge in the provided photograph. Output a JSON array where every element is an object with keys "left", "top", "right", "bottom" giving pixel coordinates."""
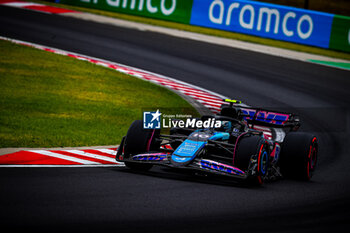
[
  {"left": 31, "top": 0, "right": 350, "bottom": 61},
  {"left": 0, "top": 39, "right": 198, "bottom": 148}
]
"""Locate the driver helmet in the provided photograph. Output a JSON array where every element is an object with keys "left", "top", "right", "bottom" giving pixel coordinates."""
[{"left": 221, "top": 121, "right": 232, "bottom": 132}]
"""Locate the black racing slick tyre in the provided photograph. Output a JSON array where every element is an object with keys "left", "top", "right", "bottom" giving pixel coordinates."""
[
  {"left": 280, "top": 132, "right": 318, "bottom": 180},
  {"left": 234, "top": 135, "right": 269, "bottom": 185},
  {"left": 123, "top": 120, "right": 160, "bottom": 171}
]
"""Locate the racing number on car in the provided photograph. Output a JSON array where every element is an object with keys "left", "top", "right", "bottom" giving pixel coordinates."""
[{"left": 191, "top": 133, "right": 210, "bottom": 139}]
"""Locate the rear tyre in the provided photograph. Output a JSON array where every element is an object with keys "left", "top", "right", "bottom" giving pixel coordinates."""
[
  {"left": 234, "top": 135, "right": 269, "bottom": 185},
  {"left": 280, "top": 132, "right": 318, "bottom": 180},
  {"left": 123, "top": 120, "right": 160, "bottom": 171}
]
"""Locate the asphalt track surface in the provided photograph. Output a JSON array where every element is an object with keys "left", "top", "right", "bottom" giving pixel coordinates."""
[{"left": 1, "top": 6, "right": 350, "bottom": 233}]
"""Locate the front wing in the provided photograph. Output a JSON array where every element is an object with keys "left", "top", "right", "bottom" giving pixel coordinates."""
[{"left": 116, "top": 152, "right": 247, "bottom": 180}]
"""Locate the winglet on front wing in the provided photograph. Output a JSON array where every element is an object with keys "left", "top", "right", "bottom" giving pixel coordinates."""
[
  {"left": 195, "top": 159, "right": 247, "bottom": 179},
  {"left": 132, "top": 153, "right": 168, "bottom": 161},
  {"left": 116, "top": 152, "right": 169, "bottom": 164}
]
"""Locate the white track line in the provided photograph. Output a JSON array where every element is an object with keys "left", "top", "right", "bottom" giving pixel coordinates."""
[
  {"left": 65, "top": 11, "right": 350, "bottom": 66},
  {"left": 2, "top": 2, "right": 41, "bottom": 7}
]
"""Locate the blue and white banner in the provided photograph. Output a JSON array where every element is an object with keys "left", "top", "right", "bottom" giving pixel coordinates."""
[{"left": 190, "top": 0, "right": 334, "bottom": 48}]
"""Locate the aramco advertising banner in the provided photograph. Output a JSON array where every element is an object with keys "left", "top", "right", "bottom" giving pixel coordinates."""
[
  {"left": 58, "top": 0, "right": 350, "bottom": 53},
  {"left": 59, "top": 0, "right": 194, "bottom": 24},
  {"left": 190, "top": 0, "right": 333, "bottom": 48}
]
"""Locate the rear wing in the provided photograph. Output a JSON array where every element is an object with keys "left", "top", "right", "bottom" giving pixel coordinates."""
[
  {"left": 220, "top": 99, "right": 300, "bottom": 130},
  {"left": 240, "top": 107, "right": 300, "bottom": 129}
]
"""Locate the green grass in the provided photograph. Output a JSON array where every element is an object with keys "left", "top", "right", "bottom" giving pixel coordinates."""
[
  {"left": 31, "top": 0, "right": 350, "bottom": 61},
  {"left": 0, "top": 40, "right": 198, "bottom": 148}
]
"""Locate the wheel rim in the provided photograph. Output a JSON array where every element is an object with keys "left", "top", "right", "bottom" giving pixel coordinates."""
[
  {"left": 257, "top": 143, "right": 269, "bottom": 184},
  {"left": 307, "top": 137, "right": 318, "bottom": 179},
  {"left": 260, "top": 151, "right": 268, "bottom": 175}
]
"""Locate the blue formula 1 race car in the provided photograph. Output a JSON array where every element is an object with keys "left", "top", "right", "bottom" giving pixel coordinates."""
[{"left": 115, "top": 100, "right": 318, "bottom": 185}]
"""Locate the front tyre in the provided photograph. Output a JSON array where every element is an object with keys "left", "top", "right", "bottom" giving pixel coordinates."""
[
  {"left": 234, "top": 135, "right": 269, "bottom": 185},
  {"left": 123, "top": 120, "right": 160, "bottom": 171},
  {"left": 280, "top": 132, "right": 318, "bottom": 180}
]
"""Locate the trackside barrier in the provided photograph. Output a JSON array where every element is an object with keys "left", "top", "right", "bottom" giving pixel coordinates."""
[
  {"left": 329, "top": 15, "right": 350, "bottom": 53},
  {"left": 190, "top": 0, "right": 333, "bottom": 48},
  {"left": 57, "top": 0, "right": 349, "bottom": 53},
  {"left": 59, "top": 0, "right": 194, "bottom": 24}
]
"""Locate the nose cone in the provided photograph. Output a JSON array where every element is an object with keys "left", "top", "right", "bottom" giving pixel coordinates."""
[{"left": 171, "top": 139, "right": 206, "bottom": 166}]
